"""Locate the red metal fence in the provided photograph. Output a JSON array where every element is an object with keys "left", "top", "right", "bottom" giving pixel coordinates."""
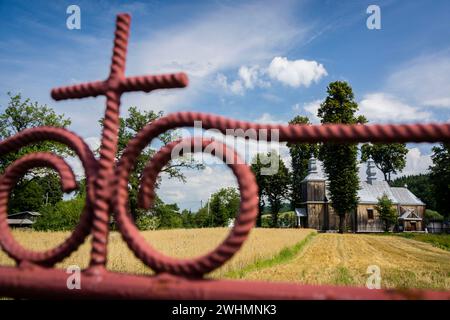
[{"left": 0, "top": 13, "right": 449, "bottom": 300}]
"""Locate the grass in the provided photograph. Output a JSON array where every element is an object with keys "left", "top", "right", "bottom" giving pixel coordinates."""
[
  {"left": 242, "top": 233, "right": 450, "bottom": 290},
  {"left": 0, "top": 228, "right": 314, "bottom": 278},
  {"left": 224, "top": 231, "right": 316, "bottom": 279},
  {"left": 1, "top": 229, "right": 449, "bottom": 290},
  {"left": 392, "top": 233, "right": 450, "bottom": 251}
]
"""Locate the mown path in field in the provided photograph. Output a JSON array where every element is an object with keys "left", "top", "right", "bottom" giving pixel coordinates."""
[{"left": 239, "top": 234, "right": 450, "bottom": 290}]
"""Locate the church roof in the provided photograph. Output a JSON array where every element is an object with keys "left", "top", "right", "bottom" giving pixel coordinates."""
[
  {"left": 301, "top": 157, "right": 325, "bottom": 182},
  {"left": 399, "top": 208, "right": 422, "bottom": 220},
  {"left": 301, "top": 158, "right": 425, "bottom": 206},
  {"left": 390, "top": 187, "right": 425, "bottom": 206},
  {"left": 358, "top": 180, "right": 398, "bottom": 204}
]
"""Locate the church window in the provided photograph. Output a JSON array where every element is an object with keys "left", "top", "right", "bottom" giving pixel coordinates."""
[{"left": 367, "top": 208, "right": 374, "bottom": 220}]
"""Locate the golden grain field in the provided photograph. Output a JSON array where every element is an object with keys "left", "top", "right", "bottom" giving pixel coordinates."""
[
  {"left": 243, "top": 233, "right": 450, "bottom": 290},
  {"left": 0, "top": 228, "right": 314, "bottom": 278}
]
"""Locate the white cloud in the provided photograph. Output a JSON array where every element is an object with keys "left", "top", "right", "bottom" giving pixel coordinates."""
[
  {"left": 255, "top": 112, "right": 286, "bottom": 124},
  {"left": 302, "top": 99, "right": 322, "bottom": 123},
  {"left": 126, "top": 2, "right": 304, "bottom": 109},
  {"left": 217, "top": 65, "right": 270, "bottom": 95},
  {"left": 238, "top": 65, "right": 270, "bottom": 89},
  {"left": 387, "top": 51, "right": 450, "bottom": 109},
  {"left": 395, "top": 147, "right": 432, "bottom": 178},
  {"left": 238, "top": 66, "right": 259, "bottom": 89},
  {"left": 267, "top": 57, "right": 327, "bottom": 88},
  {"left": 292, "top": 99, "right": 322, "bottom": 123},
  {"left": 219, "top": 55, "right": 328, "bottom": 96},
  {"left": 158, "top": 163, "right": 238, "bottom": 211},
  {"left": 423, "top": 98, "right": 450, "bottom": 109},
  {"left": 358, "top": 93, "right": 431, "bottom": 122},
  {"left": 216, "top": 73, "right": 245, "bottom": 95}
]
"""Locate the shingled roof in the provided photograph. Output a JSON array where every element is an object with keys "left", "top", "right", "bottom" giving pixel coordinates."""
[{"left": 302, "top": 157, "right": 426, "bottom": 206}]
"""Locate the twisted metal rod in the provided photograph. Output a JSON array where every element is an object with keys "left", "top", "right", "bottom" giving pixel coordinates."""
[
  {"left": 49, "top": 13, "right": 188, "bottom": 271},
  {"left": 0, "top": 127, "right": 97, "bottom": 266}
]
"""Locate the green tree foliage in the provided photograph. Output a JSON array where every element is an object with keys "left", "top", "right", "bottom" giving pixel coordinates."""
[
  {"left": 135, "top": 214, "right": 161, "bottom": 230},
  {"left": 390, "top": 174, "right": 436, "bottom": 210},
  {"left": 263, "top": 152, "right": 291, "bottom": 227},
  {"left": 152, "top": 198, "right": 183, "bottom": 229},
  {"left": 99, "top": 106, "right": 203, "bottom": 220},
  {"left": 33, "top": 196, "right": 85, "bottom": 231},
  {"left": 429, "top": 143, "right": 450, "bottom": 218},
  {"left": 361, "top": 143, "right": 408, "bottom": 182},
  {"left": 180, "top": 209, "right": 195, "bottom": 228},
  {"left": 209, "top": 187, "right": 240, "bottom": 227},
  {"left": 9, "top": 173, "right": 63, "bottom": 213},
  {"left": 0, "top": 93, "right": 72, "bottom": 214},
  {"left": 375, "top": 193, "right": 398, "bottom": 232},
  {"left": 317, "top": 81, "right": 365, "bottom": 233},
  {"left": 287, "top": 116, "right": 318, "bottom": 209},
  {"left": 261, "top": 211, "right": 297, "bottom": 228},
  {"left": 424, "top": 209, "right": 444, "bottom": 223},
  {"left": 193, "top": 206, "right": 211, "bottom": 228}
]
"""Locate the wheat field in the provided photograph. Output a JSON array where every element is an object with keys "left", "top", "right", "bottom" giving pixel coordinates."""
[
  {"left": 0, "top": 228, "right": 314, "bottom": 278},
  {"left": 2, "top": 230, "right": 449, "bottom": 289},
  {"left": 243, "top": 233, "right": 450, "bottom": 290}
]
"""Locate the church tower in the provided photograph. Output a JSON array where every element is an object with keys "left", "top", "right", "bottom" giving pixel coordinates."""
[
  {"left": 366, "top": 157, "right": 377, "bottom": 184},
  {"left": 300, "top": 157, "right": 328, "bottom": 229}
]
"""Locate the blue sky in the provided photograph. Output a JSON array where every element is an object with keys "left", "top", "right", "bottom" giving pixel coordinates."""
[{"left": 1, "top": 0, "right": 449, "bottom": 210}]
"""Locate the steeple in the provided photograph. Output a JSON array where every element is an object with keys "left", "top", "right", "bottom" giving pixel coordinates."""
[
  {"left": 301, "top": 156, "right": 325, "bottom": 182},
  {"left": 366, "top": 157, "right": 377, "bottom": 184},
  {"left": 308, "top": 156, "right": 318, "bottom": 174}
]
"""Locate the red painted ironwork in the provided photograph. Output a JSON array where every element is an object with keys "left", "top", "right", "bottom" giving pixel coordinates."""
[{"left": 0, "top": 13, "right": 449, "bottom": 299}]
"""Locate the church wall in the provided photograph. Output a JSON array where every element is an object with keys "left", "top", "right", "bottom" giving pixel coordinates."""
[
  {"left": 305, "top": 181, "right": 326, "bottom": 202},
  {"left": 399, "top": 205, "right": 425, "bottom": 231},
  {"left": 327, "top": 205, "right": 340, "bottom": 231},
  {"left": 356, "top": 204, "right": 384, "bottom": 232},
  {"left": 400, "top": 205, "right": 425, "bottom": 218},
  {"left": 307, "top": 203, "right": 325, "bottom": 230}
]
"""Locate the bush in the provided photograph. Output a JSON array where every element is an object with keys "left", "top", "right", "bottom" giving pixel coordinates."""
[
  {"left": 425, "top": 209, "right": 444, "bottom": 222},
  {"left": 33, "top": 196, "right": 85, "bottom": 231},
  {"left": 261, "top": 212, "right": 297, "bottom": 228},
  {"left": 261, "top": 214, "right": 272, "bottom": 228},
  {"left": 135, "top": 214, "right": 160, "bottom": 230},
  {"left": 278, "top": 211, "right": 297, "bottom": 228}
]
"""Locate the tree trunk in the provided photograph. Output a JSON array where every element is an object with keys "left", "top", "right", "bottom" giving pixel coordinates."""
[
  {"left": 256, "top": 205, "right": 262, "bottom": 227},
  {"left": 338, "top": 214, "right": 345, "bottom": 234},
  {"left": 271, "top": 212, "right": 278, "bottom": 227}
]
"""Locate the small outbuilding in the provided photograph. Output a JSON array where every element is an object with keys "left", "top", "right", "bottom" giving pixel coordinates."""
[{"left": 7, "top": 211, "right": 41, "bottom": 228}]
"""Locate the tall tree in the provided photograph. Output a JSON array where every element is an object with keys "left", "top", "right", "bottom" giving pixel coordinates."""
[
  {"left": 209, "top": 187, "right": 240, "bottom": 227},
  {"left": 429, "top": 143, "right": 450, "bottom": 218},
  {"left": 361, "top": 143, "right": 408, "bottom": 182},
  {"left": 0, "top": 93, "right": 72, "bottom": 213},
  {"left": 317, "top": 81, "right": 365, "bottom": 233},
  {"left": 99, "top": 106, "right": 203, "bottom": 220},
  {"left": 250, "top": 154, "right": 268, "bottom": 227},
  {"left": 287, "top": 116, "right": 318, "bottom": 209},
  {"left": 264, "top": 152, "right": 291, "bottom": 227}
]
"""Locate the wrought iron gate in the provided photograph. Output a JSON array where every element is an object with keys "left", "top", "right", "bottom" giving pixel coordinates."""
[{"left": 0, "top": 13, "right": 449, "bottom": 300}]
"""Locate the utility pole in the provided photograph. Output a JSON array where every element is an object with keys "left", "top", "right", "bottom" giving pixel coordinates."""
[{"left": 208, "top": 194, "right": 212, "bottom": 227}]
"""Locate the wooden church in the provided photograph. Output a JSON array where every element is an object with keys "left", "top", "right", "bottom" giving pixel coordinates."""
[{"left": 295, "top": 157, "right": 426, "bottom": 232}]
